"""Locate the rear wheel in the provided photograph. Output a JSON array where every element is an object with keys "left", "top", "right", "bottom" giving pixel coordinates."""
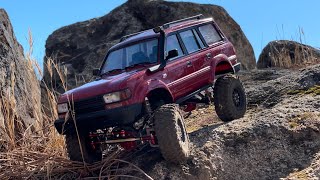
[
  {"left": 154, "top": 104, "right": 190, "bottom": 163},
  {"left": 214, "top": 74, "right": 247, "bottom": 121},
  {"left": 65, "top": 130, "right": 102, "bottom": 163}
]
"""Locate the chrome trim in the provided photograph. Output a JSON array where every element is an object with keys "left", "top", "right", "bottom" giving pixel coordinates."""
[{"left": 168, "top": 66, "right": 211, "bottom": 87}]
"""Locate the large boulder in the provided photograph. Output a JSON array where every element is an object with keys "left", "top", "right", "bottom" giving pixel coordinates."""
[
  {"left": 0, "top": 9, "right": 42, "bottom": 146},
  {"left": 44, "top": 0, "right": 256, "bottom": 93},
  {"left": 257, "top": 40, "right": 320, "bottom": 69}
]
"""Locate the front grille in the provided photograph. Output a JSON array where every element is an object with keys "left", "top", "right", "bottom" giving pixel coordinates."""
[{"left": 70, "top": 96, "right": 105, "bottom": 115}]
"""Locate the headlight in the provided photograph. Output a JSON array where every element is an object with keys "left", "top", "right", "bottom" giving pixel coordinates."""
[
  {"left": 103, "top": 89, "right": 131, "bottom": 104},
  {"left": 57, "top": 103, "right": 68, "bottom": 113}
]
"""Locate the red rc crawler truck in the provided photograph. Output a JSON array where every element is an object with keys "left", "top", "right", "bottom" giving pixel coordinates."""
[{"left": 54, "top": 15, "right": 247, "bottom": 163}]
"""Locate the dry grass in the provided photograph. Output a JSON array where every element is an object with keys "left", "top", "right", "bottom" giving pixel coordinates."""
[
  {"left": 287, "top": 85, "right": 320, "bottom": 96},
  {"left": 270, "top": 28, "right": 320, "bottom": 69},
  {"left": 288, "top": 112, "right": 320, "bottom": 130},
  {"left": 268, "top": 40, "right": 320, "bottom": 69},
  {"left": 0, "top": 149, "right": 152, "bottom": 179},
  {"left": 0, "top": 32, "right": 152, "bottom": 179}
]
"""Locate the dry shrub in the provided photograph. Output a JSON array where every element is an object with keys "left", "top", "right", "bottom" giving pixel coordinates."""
[
  {"left": 269, "top": 41, "right": 319, "bottom": 69},
  {"left": 0, "top": 31, "right": 152, "bottom": 179},
  {"left": 268, "top": 27, "right": 320, "bottom": 69},
  {"left": 0, "top": 149, "right": 152, "bottom": 179}
]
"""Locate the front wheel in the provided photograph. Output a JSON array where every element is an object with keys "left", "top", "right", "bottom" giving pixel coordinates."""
[
  {"left": 214, "top": 74, "right": 247, "bottom": 122},
  {"left": 154, "top": 104, "right": 190, "bottom": 163},
  {"left": 65, "top": 130, "right": 102, "bottom": 163}
]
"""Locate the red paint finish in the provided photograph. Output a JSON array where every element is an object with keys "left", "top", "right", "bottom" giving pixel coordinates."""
[{"left": 57, "top": 17, "right": 238, "bottom": 118}]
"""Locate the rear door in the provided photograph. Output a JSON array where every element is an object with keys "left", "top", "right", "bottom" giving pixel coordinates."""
[
  {"left": 179, "top": 28, "right": 213, "bottom": 89},
  {"left": 197, "top": 23, "right": 225, "bottom": 78}
]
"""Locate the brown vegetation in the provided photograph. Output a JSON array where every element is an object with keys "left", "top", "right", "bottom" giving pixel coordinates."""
[{"left": 0, "top": 34, "right": 152, "bottom": 179}]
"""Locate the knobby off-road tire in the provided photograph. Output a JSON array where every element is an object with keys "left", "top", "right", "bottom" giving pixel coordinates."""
[
  {"left": 154, "top": 104, "right": 190, "bottom": 163},
  {"left": 65, "top": 131, "right": 102, "bottom": 163},
  {"left": 214, "top": 74, "right": 247, "bottom": 122}
]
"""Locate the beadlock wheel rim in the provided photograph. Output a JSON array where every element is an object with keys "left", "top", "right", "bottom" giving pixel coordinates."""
[{"left": 232, "top": 89, "right": 241, "bottom": 107}]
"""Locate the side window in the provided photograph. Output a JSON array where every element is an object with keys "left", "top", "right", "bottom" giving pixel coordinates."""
[
  {"left": 126, "top": 43, "right": 140, "bottom": 65},
  {"left": 166, "top": 34, "right": 183, "bottom": 60},
  {"left": 179, "top": 30, "right": 200, "bottom": 53},
  {"left": 198, "top": 24, "right": 222, "bottom": 45},
  {"left": 103, "top": 49, "right": 124, "bottom": 73},
  {"left": 146, "top": 39, "right": 158, "bottom": 63}
]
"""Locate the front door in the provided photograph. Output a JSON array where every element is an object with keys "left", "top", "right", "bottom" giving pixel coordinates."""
[
  {"left": 164, "top": 34, "right": 195, "bottom": 99},
  {"left": 178, "top": 29, "right": 212, "bottom": 89}
]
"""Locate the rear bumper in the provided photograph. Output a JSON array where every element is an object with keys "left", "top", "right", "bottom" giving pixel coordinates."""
[
  {"left": 54, "top": 103, "right": 142, "bottom": 134},
  {"left": 233, "top": 63, "right": 241, "bottom": 73}
]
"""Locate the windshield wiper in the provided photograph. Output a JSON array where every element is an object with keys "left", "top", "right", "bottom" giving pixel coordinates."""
[
  {"left": 125, "top": 62, "right": 154, "bottom": 70},
  {"left": 101, "top": 68, "right": 124, "bottom": 76}
]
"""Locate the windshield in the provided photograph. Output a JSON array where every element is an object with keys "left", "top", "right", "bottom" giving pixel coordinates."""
[{"left": 101, "top": 39, "right": 158, "bottom": 74}]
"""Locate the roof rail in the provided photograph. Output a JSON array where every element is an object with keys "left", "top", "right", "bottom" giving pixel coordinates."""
[
  {"left": 120, "top": 14, "right": 204, "bottom": 42},
  {"left": 162, "top": 14, "right": 204, "bottom": 29},
  {"left": 120, "top": 30, "right": 149, "bottom": 42}
]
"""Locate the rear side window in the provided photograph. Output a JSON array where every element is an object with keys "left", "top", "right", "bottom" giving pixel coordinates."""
[
  {"left": 179, "top": 30, "right": 200, "bottom": 53},
  {"left": 166, "top": 34, "right": 184, "bottom": 60},
  {"left": 199, "top": 24, "right": 222, "bottom": 45}
]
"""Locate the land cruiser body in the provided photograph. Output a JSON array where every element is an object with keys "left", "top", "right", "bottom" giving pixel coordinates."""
[{"left": 54, "top": 15, "right": 247, "bottom": 163}]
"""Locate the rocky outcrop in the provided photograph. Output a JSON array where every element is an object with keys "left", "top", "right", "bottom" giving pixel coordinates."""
[
  {"left": 0, "top": 9, "right": 42, "bottom": 146},
  {"left": 285, "top": 152, "right": 320, "bottom": 179},
  {"left": 189, "top": 95, "right": 320, "bottom": 180},
  {"left": 243, "top": 64, "right": 320, "bottom": 107},
  {"left": 44, "top": 0, "right": 256, "bottom": 93},
  {"left": 257, "top": 40, "right": 320, "bottom": 69},
  {"left": 285, "top": 151, "right": 320, "bottom": 179}
]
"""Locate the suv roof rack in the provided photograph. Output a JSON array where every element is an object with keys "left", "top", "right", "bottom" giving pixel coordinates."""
[
  {"left": 120, "top": 29, "right": 149, "bottom": 42},
  {"left": 120, "top": 14, "right": 204, "bottom": 42},
  {"left": 162, "top": 14, "right": 204, "bottom": 29}
]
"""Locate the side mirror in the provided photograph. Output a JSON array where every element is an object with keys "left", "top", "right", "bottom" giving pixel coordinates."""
[
  {"left": 92, "top": 68, "right": 100, "bottom": 76},
  {"left": 166, "top": 49, "right": 179, "bottom": 61},
  {"left": 148, "top": 49, "right": 178, "bottom": 73}
]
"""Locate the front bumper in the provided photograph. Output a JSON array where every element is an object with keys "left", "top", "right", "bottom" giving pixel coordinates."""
[{"left": 54, "top": 103, "right": 142, "bottom": 134}]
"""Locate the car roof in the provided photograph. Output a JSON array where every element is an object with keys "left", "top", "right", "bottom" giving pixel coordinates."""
[
  {"left": 109, "top": 16, "right": 214, "bottom": 51},
  {"left": 164, "top": 17, "right": 213, "bottom": 33},
  {"left": 109, "top": 29, "right": 160, "bottom": 51}
]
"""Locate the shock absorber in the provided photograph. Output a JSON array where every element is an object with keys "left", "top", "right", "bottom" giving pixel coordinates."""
[{"left": 144, "top": 97, "right": 153, "bottom": 120}]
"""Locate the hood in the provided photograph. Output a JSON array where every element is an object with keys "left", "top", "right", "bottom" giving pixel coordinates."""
[{"left": 58, "top": 70, "right": 139, "bottom": 103}]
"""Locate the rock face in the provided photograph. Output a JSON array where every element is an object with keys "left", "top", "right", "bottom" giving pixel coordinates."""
[
  {"left": 44, "top": 0, "right": 256, "bottom": 92},
  {"left": 285, "top": 152, "right": 320, "bottom": 179},
  {"left": 257, "top": 40, "right": 320, "bottom": 69},
  {"left": 0, "top": 9, "right": 42, "bottom": 145},
  {"left": 190, "top": 96, "right": 320, "bottom": 180},
  {"left": 243, "top": 65, "right": 320, "bottom": 107}
]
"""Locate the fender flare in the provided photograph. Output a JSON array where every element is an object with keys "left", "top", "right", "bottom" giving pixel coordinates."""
[
  {"left": 136, "top": 79, "right": 174, "bottom": 103},
  {"left": 212, "top": 54, "right": 235, "bottom": 75}
]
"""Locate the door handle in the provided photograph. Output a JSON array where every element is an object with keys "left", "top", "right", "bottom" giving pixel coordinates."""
[
  {"left": 206, "top": 53, "right": 212, "bottom": 59},
  {"left": 186, "top": 61, "right": 192, "bottom": 67}
]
